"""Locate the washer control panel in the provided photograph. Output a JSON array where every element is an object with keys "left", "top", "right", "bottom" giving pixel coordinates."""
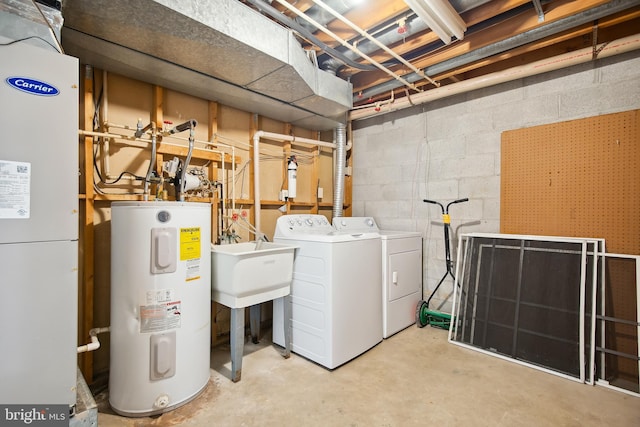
[{"left": 275, "top": 214, "right": 334, "bottom": 236}]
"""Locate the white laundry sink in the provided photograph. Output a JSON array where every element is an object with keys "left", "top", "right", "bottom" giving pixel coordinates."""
[
  {"left": 210, "top": 241, "right": 296, "bottom": 381},
  {"left": 210, "top": 241, "right": 296, "bottom": 308}
]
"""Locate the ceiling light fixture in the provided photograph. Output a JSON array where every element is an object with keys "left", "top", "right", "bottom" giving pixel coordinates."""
[{"left": 403, "top": 0, "right": 466, "bottom": 45}]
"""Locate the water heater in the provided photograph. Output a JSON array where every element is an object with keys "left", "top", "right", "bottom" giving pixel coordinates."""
[{"left": 110, "top": 201, "right": 211, "bottom": 417}]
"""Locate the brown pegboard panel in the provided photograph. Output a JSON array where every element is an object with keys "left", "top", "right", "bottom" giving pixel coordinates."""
[
  {"left": 501, "top": 110, "right": 640, "bottom": 390},
  {"left": 501, "top": 109, "right": 640, "bottom": 255}
]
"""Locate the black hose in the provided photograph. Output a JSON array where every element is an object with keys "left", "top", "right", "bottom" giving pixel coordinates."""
[{"left": 170, "top": 119, "right": 197, "bottom": 134}]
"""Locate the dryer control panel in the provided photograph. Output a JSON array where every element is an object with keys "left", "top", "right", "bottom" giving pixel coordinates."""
[{"left": 332, "top": 216, "right": 379, "bottom": 232}]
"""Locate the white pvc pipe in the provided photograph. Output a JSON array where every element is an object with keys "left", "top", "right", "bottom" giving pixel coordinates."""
[
  {"left": 350, "top": 33, "right": 640, "bottom": 121},
  {"left": 253, "top": 130, "right": 336, "bottom": 234},
  {"left": 220, "top": 143, "right": 226, "bottom": 239},
  {"left": 77, "top": 326, "right": 110, "bottom": 353},
  {"left": 253, "top": 132, "right": 261, "bottom": 234}
]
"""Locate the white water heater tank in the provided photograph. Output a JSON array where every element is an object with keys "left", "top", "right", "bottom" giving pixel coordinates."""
[{"left": 110, "top": 201, "right": 211, "bottom": 417}]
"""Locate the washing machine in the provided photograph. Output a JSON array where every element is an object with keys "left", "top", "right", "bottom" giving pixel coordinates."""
[
  {"left": 334, "top": 217, "right": 423, "bottom": 338},
  {"left": 272, "top": 214, "right": 382, "bottom": 369}
]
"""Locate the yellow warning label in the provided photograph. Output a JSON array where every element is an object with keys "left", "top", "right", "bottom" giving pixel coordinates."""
[{"left": 180, "top": 227, "right": 201, "bottom": 260}]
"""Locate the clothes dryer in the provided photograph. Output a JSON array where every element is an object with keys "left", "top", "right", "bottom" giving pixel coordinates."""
[
  {"left": 333, "top": 217, "right": 423, "bottom": 338},
  {"left": 273, "top": 215, "right": 382, "bottom": 369}
]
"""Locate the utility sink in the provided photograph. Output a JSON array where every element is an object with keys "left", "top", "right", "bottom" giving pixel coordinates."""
[
  {"left": 211, "top": 241, "right": 296, "bottom": 308},
  {"left": 210, "top": 241, "right": 296, "bottom": 382}
]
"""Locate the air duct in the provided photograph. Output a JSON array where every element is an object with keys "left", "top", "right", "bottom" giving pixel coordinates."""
[
  {"left": 61, "top": 0, "right": 352, "bottom": 131},
  {"left": 332, "top": 123, "right": 347, "bottom": 218}
]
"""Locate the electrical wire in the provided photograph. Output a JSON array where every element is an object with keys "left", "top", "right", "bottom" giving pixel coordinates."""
[
  {"left": 0, "top": 35, "right": 60, "bottom": 52},
  {"left": 212, "top": 133, "right": 251, "bottom": 149},
  {"left": 411, "top": 136, "right": 425, "bottom": 221},
  {"left": 229, "top": 160, "right": 251, "bottom": 200},
  {"left": 29, "top": 0, "right": 64, "bottom": 53},
  {"left": 422, "top": 111, "right": 434, "bottom": 241}
]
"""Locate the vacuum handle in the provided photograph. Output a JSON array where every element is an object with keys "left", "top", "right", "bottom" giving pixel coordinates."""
[
  {"left": 449, "top": 197, "right": 469, "bottom": 205},
  {"left": 446, "top": 197, "right": 468, "bottom": 213},
  {"left": 423, "top": 199, "right": 444, "bottom": 214},
  {"left": 424, "top": 198, "right": 469, "bottom": 215}
]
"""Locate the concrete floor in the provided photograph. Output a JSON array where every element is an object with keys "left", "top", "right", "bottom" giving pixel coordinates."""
[{"left": 97, "top": 326, "right": 639, "bottom": 426}]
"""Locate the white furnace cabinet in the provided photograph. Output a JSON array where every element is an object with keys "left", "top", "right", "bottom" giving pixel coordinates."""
[{"left": 0, "top": 39, "right": 79, "bottom": 407}]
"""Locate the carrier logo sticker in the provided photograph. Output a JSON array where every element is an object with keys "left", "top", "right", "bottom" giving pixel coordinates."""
[{"left": 6, "top": 77, "right": 59, "bottom": 96}]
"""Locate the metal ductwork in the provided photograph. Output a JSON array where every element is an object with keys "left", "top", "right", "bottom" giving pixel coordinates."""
[
  {"left": 0, "top": 0, "right": 63, "bottom": 50},
  {"left": 293, "top": 0, "right": 355, "bottom": 34},
  {"left": 61, "top": 0, "right": 352, "bottom": 131},
  {"left": 332, "top": 123, "right": 347, "bottom": 218}
]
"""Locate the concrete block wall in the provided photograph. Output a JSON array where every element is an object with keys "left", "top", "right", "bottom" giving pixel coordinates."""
[{"left": 351, "top": 50, "right": 640, "bottom": 313}]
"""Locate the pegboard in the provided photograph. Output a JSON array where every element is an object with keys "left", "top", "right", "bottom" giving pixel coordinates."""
[
  {"left": 501, "top": 109, "right": 639, "bottom": 255},
  {"left": 501, "top": 109, "right": 640, "bottom": 390}
]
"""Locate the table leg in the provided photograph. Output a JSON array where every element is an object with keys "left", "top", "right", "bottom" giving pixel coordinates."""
[
  {"left": 250, "top": 304, "right": 261, "bottom": 344},
  {"left": 230, "top": 307, "right": 244, "bottom": 382},
  {"left": 283, "top": 295, "right": 292, "bottom": 359}
]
